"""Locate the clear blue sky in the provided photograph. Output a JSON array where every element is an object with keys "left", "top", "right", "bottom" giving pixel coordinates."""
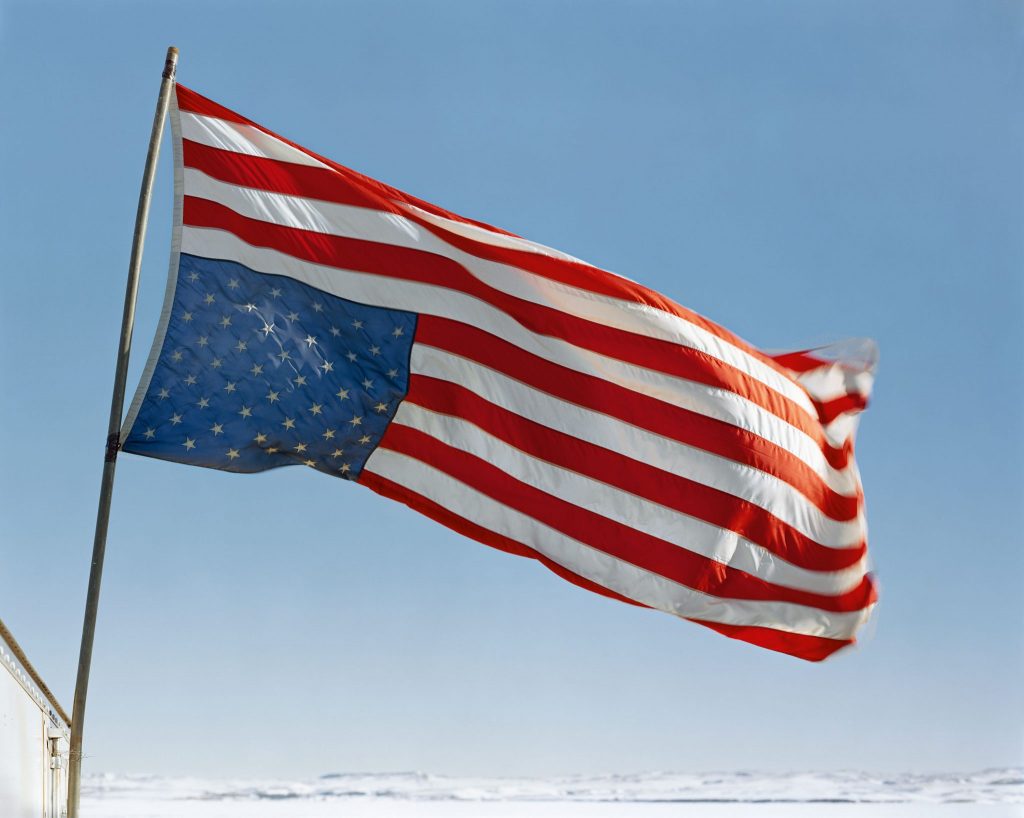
[{"left": 1, "top": 0, "right": 1021, "bottom": 779}]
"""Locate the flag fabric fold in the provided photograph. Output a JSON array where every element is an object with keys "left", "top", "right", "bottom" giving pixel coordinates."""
[{"left": 121, "top": 84, "right": 878, "bottom": 661}]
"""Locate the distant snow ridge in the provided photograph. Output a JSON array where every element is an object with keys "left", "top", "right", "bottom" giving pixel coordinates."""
[{"left": 82, "top": 769, "right": 1023, "bottom": 805}]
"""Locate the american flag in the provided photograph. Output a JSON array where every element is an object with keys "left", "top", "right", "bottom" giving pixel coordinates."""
[{"left": 122, "top": 84, "right": 878, "bottom": 661}]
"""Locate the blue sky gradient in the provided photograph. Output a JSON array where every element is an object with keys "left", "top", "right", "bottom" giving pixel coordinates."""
[{"left": 1, "top": 0, "right": 1021, "bottom": 778}]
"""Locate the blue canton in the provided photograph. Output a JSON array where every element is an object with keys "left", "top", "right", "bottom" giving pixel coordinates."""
[{"left": 122, "top": 254, "right": 416, "bottom": 480}]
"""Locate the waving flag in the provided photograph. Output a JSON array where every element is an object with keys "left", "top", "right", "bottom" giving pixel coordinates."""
[{"left": 121, "top": 84, "right": 878, "bottom": 661}]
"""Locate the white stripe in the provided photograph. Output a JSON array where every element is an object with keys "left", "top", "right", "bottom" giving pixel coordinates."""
[
  {"left": 410, "top": 344, "right": 865, "bottom": 549},
  {"left": 182, "top": 224, "right": 864, "bottom": 532},
  {"left": 396, "top": 200, "right": 590, "bottom": 265},
  {"left": 364, "top": 448, "right": 871, "bottom": 640},
  {"left": 180, "top": 111, "right": 330, "bottom": 169},
  {"left": 182, "top": 166, "right": 816, "bottom": 416},
  {"left": 824, "top": 414, "right": 864, "bottom": 448},
  {"left": 392, "top": 402, "right": 868, "bottom": 595},
  {"left": 182, "top": 169, "right": 854, "bottom": 493}
]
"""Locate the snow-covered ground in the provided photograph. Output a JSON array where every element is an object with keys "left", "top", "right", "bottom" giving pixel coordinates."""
[{"left": 82, "top": 769, "right": 1023, "bottom": 817}]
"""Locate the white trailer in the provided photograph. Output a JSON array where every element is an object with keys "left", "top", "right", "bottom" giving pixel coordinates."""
[{"left": 0, "top": 620, "right": 70, "bottom": 818}]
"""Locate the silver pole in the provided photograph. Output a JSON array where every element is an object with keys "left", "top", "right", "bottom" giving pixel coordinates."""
[{"left": 67, "top": 46, "right": 178, "bottom": 818}]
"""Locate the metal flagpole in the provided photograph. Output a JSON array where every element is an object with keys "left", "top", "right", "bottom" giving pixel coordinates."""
[{"left": 67, "top": 45, "right": 179, "bottom": 818}]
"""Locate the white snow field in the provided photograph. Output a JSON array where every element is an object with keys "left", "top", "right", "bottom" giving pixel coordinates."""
[{"left": 81, "top": 769, "right": 1023, "bottom": 818}]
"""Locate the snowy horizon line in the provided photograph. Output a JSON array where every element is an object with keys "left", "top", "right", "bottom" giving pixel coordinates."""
[{"left": 82, "top": 768, "right": 1023, "bottom": 806}]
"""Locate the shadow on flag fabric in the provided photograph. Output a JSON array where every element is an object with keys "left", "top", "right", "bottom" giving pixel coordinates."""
[{"left": 121, "top": 84, "right": 879, "bottom": 661}]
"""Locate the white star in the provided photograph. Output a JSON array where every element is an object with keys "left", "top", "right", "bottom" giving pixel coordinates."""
[
  {"left": 270, "top": 287, "right": 282, "bottom": 298},
  {"left": 358, "top": 434, "right": 371, "bottom": 445},
  {"left": 204, "top": 293, "right": 216, "bottom": 305},
  {"left": 239, "top": 405, "right": 252, "bottom": 418},
  {"left": 362, "top": 378, "right": 374, "bottom": 390},
  {"left": 312, "top": 302, "right": 324, "bottom": 313},
  {"left": 224, "top": 382, "right": 237, "bottom": 393},
  {"left": 261, "top": 322, "right": 275, "bottom": 336},
  {"left": 254, "top": 432, "right": 268, "bottom": 445},
  {"left": 286, "top": 311, "right": 300, "bottom": 322},
  {"left": 220, "top": 315, "right": 232, "bottom": 328},
  {"left": 210, "top": 423, "right": 224, "bottom": 436},
  {"left": 304, "top": 458, "right": 316, "bottom": 467},
  {"left": 197, "top": 397, "right": 210, "bottom": 409},
  {"left": 322, "top": 428, "right": 336, "bottom": 440},
  {"left": 294, "top": 442, "right": 308, "bottom": 453},
  {"left": 244, "top": 303, "right": 257, "bottom": 312},
  {"left": 346, "top": 351, "right": 357, "bottom": 363},
  {"left": 171, "top": 350, "right": 183, "bottom": 363},
  {"left": 187, "top": 272, "right": 200, "bottom": 283},
  {"left": 143, "top": 428, "right": 156, "bottom": 439},
  {"left": 309, "top": 403, "right": 323, "bottom": 416},
  {"left": 336, "top": 387, "right": 350, "bottom": 400},
  {"left": 235, "top": 340, "right": 248, "bottom": 352},
  {"left": 227, "top": 448, "right": 241, "bottom": 459},
  {"left": 182, "top": 437, "right": 196, "bottom": 450},
  {"left": 157, "top": 388, "right": 170, "bottom": 400},
  {"left": 387, "top": 368, "right": 399, "bottom": 379},
  {"left": 392, "top": 326, "right": 404, "bottom": 337},
  {"left": 294, "top": 375, "right": 307, "bottom": 386},
  {"left": 305, "top": 335, "right": 317, "bottom": 347},
  {"left": 331, "top": 448, "right": 344, "bottom": 458},
  {"left": 330, "top": 326, "right": 341, "bottom": 337},
  {"left": 182, "top": 311, "right": 194, "bottom": 323},
  {"left": 321, "top": 360, "right": 334, "bottom": 372},
  {"left": 184, "top": 374, "right": 197, "bottom": 386},
  {"left": 281, "top": 417, "right": 295, "bottom": 429},
  {"left": 267, "top": 390, "right": 280, "bottom": 403},
  {"left": 227, "top": 278, "right": 240, "bottom": 290},
  {"left": 250, "top": 363, "right": 264, "bottom": 376},
  {"left": 369, "top": 345, "right": 381, "bottom": 356},
  {"left": 197, "top": 336, "right": 209, "bottom": 347},
  {"left": 277, "top": 349, "right": 291, "bottom": 362},
  {"left": 374, "top": 402, "right": 388, "bottom": 413},
  {"left": 339, "top": 463, "right": 351, "bottom": 474},
  {"left": 211, "top": 358, "right": 223, "bottom": 369},
  {"left": 351, "top": 319, "right": 363, "bottom": 329},
  {"left": 170, "top": 413, "right": 183, "bottom": 425},
  {"left": 266, "top": 446, "right": 279, "bottom": 454},
  {"left": 349, "top": 415, "right": 363, "bottom": 427}
]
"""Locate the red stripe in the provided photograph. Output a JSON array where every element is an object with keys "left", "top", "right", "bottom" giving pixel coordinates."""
[
  {"left": 815, "top": 392, "right": 870, "bottom": 425},
  {"left": 769, "top": 350, "right": 831, "bottom": 374},
  {"left": 183, "top": 138, "right": 394, "bottom": 213},
  {"left": 693, "top": 620, "right": 855, "bottom": 662},
  {"left": 182, "top": 196, "right": 844, "bottom": 466},
  {"left": 416, "top": 316, "right": 860, "bottom": 520},
  {"left": 178, "top": 83, "right": 807, "bottom": 389},
  {"left": 177, "top": 84, "right": 252, "bottom": 125},
  {"left": 358, "top": 470, "right": 645, "bottom": 609},
  {"left": 405, "top": 374, "right": 866, "bottom": 573},
  {"left": 376, "top": 421, "right": 874, "bottom": 613}
]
